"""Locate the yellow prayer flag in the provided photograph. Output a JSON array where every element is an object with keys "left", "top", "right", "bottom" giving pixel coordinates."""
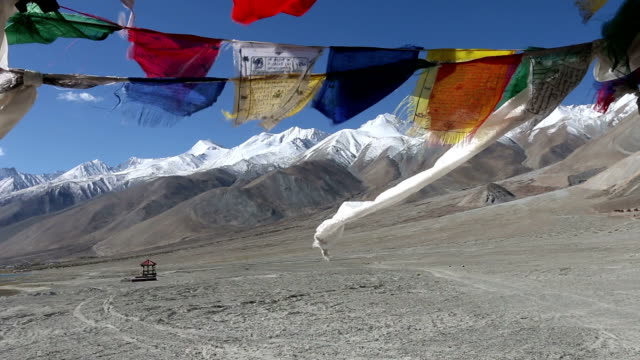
[
  {"left": 427, "top": 49, "right": 517, "bottom": 63},
  {"left": 224, "top": 74, "right": 325, "bottom": 130},
  {"left": 575, "top": 0, "right": 609, "bottom": 22}
]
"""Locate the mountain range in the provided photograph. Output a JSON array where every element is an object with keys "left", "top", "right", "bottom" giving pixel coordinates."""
[{"left": 0, "top": 94, "right": 637, "bottom": 264}]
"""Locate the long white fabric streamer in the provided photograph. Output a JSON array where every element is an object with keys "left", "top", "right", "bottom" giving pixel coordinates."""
[{"left": 312, "top": 88, "right": 537, "bottom": 259}]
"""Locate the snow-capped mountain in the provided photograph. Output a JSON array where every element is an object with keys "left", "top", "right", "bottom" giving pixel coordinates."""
[
  {"left": 0, "top": 126, "right": 331, "bottom": 201},
  {"left": 56, "top": 160, "right": 113, "bottom": 182},
  {"left": 0, "top": 168, "right": 59, "bottom": 195},
  {"left": 2, "top": 96, "right": 638, "bottom": 264},
  {"left": 499, "top": 94, "right": 639, "bottom": 169},
  {"left": 105, "top": 127, "right": 329, "bottom": 182},
  {"left": 301, "top": 114, "right": 422, "bottom": 166},
  {"left": 505, "top": 94, "right": 638, "bottom": 146},
  {"left": 0, "top": 96, "right": 633, "bottom": 214},
  {"left": 201, "top": 127, "right": 328, "bottom": 172}
]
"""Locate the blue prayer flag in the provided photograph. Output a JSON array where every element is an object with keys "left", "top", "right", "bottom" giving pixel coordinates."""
[
  {"left": 312, "top": 46, "right": 426, "bottom": 124},
  {"left": 115, "top": 80, "right": 226, "bottom": 126}
]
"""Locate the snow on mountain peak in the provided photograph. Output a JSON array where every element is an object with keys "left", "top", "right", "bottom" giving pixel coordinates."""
[
  {"left": 6, "top": 95, "right": 634, "bottom": 200},
  {"left": 187, "top": 140, "right": 225, "bottom": 156},
  {"left": 0, "top": 167, "right": 19, "bottom": 179},
  {"left": 301, "top": 114, "right": 422, "bottom": 166},
  {"left": 279, "top": 126, "right": 328, "bottom": 143},
  {"left": 199, "top": 126, "right": 330, "bottom": 171},
  {"left": 505, "top": 94, "right": 638, "bottom": 145},
  {"left": 0, "top": 167, "right": 55, "bottom": 196},
  {"left": 358, "top": 113, "right": 405, "bottom": 137},
  {"left": 56, "top": 159, "right": 112, "bottom": 182}
]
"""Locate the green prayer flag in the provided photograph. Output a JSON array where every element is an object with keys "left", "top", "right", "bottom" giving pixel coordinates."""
[
  {"left": 495, "top": 59, "right": 530, "bottom": 109},
  {"left": 6, "top": 4, "right": 121, "bottom": 45}
]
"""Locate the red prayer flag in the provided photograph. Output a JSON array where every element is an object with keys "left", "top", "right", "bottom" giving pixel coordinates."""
[
  {"left": 128, "top": 28, "right": 222, "bottom": 78},
  {"left": 231, "top": 0, "right": 317, "bottom": 24}
]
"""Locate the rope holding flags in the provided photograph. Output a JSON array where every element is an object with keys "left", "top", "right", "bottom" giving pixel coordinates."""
[
  {"left": 0, "top": 0, "right": 637, "bottom": 147},
  {"left": 122, "top": 28, "right": 224, "bottom": 125}
]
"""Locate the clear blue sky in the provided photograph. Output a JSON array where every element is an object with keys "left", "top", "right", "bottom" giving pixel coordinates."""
[{"left": 0, "top": 0, "right": 623, "bottom": 174}]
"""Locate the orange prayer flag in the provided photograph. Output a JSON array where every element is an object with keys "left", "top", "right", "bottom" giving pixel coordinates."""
[{"left": 414, "top": 54, "right": 523, "bottom": 144}]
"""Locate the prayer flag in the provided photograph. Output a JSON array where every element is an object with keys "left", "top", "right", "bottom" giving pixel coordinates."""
[
  {"left": 225, "top": 74, "right": 325, "bottom": 130},
  {"left": 312, "top": 46, "right": 428, "bottom": 124},
  {"left": 495, "top": 52, "right": 537, "bottom": 109},
  {"left": 116, "top": 79, "right": 226, "bottom": 126},
  {"left": 404, "top": 49, "right": 520, "bottom": 144},
  {"left": 426, "top": 49, "right": 516, "bottom": 63},
  {"left": 575, "top": 0, "right": 609, "bottom": 22},
  {"left": 524, "top": 43, "right": 593, "bottom": 125},
  {"left": 127, "top": 28, "right": 222, "bottom": 78},
  {"left": 232, "top": 0, "right": 317, "bottom": 24},
  {"left": 6, "top": 3, "right": 120, "bottom": 45},
  {"left": 225, "top": 41, "right": 323, "bottom": 128},
  {"left": 595, "top": 66, "right": 640, "bottom": 112},
  {"left": 225, "top": 74, "right": 325, "bottom": 129}
]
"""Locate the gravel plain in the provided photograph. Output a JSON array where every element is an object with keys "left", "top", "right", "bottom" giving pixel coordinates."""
[{"left": 1, "top": 187, "right": 640, "bottom": 359}]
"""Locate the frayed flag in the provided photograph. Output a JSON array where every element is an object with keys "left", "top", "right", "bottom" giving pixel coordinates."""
[
  {"left": 116, "top": 79, "right": 226, "bottom": 126},
  {"left": 402, "top": 49, "right": 520, "bottom": 144}
]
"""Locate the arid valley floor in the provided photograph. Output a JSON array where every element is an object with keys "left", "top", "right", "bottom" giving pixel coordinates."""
[{"left": 1, "top": 181, "right": 640, "bottom": 359}]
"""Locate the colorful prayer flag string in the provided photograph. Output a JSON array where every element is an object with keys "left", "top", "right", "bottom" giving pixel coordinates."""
[{"left": 0, "top": 2, "right": 628, "bottom": 142}]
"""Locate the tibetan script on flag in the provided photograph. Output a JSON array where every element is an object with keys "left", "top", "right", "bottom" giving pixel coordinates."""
[{"left": 225, "top": 41, "right": 322, "bottom": 128}]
